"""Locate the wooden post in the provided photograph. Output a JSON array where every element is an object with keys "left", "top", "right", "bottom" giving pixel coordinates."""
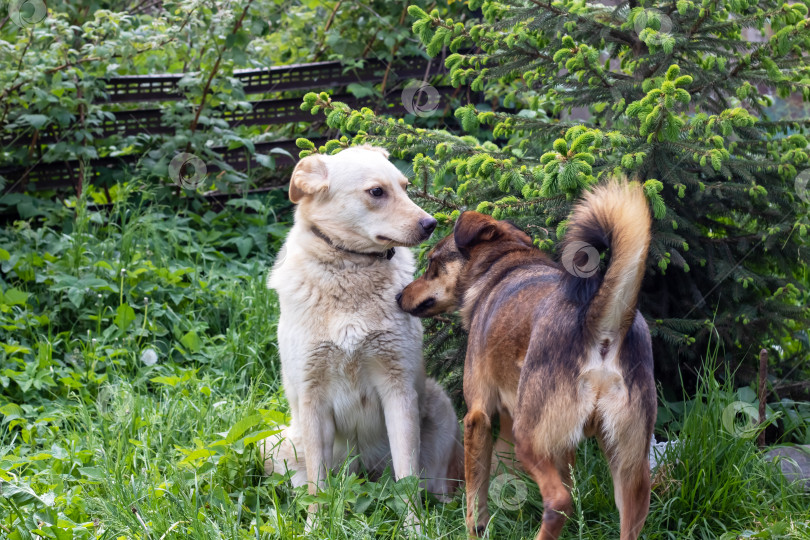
[{"left": 758, "top": 348, "right": 768, "bottom": 448}]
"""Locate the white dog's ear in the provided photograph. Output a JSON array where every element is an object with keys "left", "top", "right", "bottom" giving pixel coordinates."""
[{"left": 289, "top": 155, "right": 329, "bottom": 204}]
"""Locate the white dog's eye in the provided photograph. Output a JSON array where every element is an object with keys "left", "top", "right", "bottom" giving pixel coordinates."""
[{"left": 369, "top": 187, "right": 384, "bottom": 197}]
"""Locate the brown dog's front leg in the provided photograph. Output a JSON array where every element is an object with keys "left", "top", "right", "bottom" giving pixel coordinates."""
[{"left": 464, "top": 408, "right": 494, "bottom": 536}]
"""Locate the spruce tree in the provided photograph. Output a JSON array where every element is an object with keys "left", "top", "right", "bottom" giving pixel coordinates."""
[{"left": 298, "top": 0, "right": 810, "bottom": 384}]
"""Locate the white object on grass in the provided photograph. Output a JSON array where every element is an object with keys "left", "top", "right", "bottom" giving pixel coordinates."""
[
  {"left": 649, "top": 435, "right": 678, "bottom": 470},
  {"left": 140, "top": 348, "right": 158, "bottom": 366}
]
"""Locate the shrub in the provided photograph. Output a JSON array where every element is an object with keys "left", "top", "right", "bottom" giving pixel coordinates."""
[{"left": 298, "top": 0, "right": 810, "bottom": 384}]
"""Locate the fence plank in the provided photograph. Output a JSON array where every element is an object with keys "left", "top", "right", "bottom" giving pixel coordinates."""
[
  {"left": 102, "top": 55, "right": 445, "bottom": 103},
  {"left": 1, "top": 54, "right": 457, "bottom": 194},
  {"left": 7, "top": 89, "right": 451, "bottom": 145},
  {"left": 0, "top": 137, "right": 330, "bottom": 194}
]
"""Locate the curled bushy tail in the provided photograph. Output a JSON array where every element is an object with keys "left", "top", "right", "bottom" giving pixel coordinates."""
[{"left": 560, "top": 181, "right": 652, "bottom": 343}]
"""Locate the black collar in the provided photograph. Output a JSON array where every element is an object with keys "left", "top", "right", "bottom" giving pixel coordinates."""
[{"left": 310, "top": 226, "right": 396, "bottom": 261}]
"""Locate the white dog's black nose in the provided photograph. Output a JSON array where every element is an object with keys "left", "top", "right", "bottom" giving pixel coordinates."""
[
  {"left": 419, "top": 217, "right": 437, "bottom": 237},
  {"left": 395, "top": 292, "right": 403, "bottom": 306}
]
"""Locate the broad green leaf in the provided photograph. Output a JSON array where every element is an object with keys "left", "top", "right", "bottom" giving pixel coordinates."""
[
  {"left": 3, "top": 288, "right": 30, "bottom": 306},
  {"left": 254, "top": 153, "right": 275, "bottom": 169},
  {"left": 150, "top": 375, "right": 182, "bottom": 386},
  {"left": 737, "top": 386, "right": 757, "bottom": 402},
  {"left": 1, "top": 343, "right": 31, "bottom": 355},
  {"left": 0, "top": 403, "right": 24, "bottom": 419},
  {"left": 244, "top": 429, "right": 282, "bottom": 447},
  {"left": 26, "top": 453, "right": 54, "bottom": 461},
  {"left": 33, "top": 526, "right": 73, "bottom": 540},
  {"left": 180, "top": 330, "right": 203, "bottom": 353},
  {"left": 260, "top": 409, "right": 290, "bottom": 426},
  {"left": 20, "top": 114, "right": 49, "bottom": 129},
  {"left": 234, "top": 237, "right": 253, "bottom": 258},
  {"left": 0, "top": 482, "right": 50, "bottom": 507},
  {"left": 79, "top": 467, "right": 105, "bottom": 480},
  {"left": 347, "top": 82, "right": 375, "bottom": 99},
  {"left": 180, "top": 448, "right": 216, "bottom": 464},
  {"left": 226, "top": 414, "right": 264, "bottom": 443},
  {"left": 114, "top": 304, "right": 136, "bottom": 331},
  {"left": 67, "top": 288, "right": 84, "bottom": 309}
]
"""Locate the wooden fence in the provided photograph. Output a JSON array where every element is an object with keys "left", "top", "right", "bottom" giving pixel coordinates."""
[{"left": 1, "top": 54, "right": 458, "bottom": 195}]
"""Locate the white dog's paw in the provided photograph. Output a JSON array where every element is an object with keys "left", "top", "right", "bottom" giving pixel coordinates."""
[
  {"left": 403, "top": 509, "right": 423, "bottom": 537},
  {"left": 304, "top": 504, "right": 319, "bottom": 534}
]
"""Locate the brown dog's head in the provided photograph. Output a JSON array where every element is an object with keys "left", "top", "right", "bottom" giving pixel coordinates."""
[
  {"left": 453, "top": 211, "right": 533, "bottom": 258},
  {"left": 397, "top": 212, "right": 535, "bottom": 317},
  {"left": 396, "top": 234, "right": 465, "bottom": 317}
]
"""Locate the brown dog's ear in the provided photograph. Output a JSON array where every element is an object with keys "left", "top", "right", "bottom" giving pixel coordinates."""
[
  {"left": 505, "top": 222, "right": 534, "bottom": 247},
  {"left": 454, "top": 211, "right": 499, "bottom": 256},
  {"left": 289, "top": 155, "right": 329, "bottom": 204}
]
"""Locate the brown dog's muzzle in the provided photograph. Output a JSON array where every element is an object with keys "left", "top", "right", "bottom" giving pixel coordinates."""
[
  {"left": 397, "top": 279, "right": 444, "bottom": 318},
  {"left": 398, "top": 233, "right": 463, "bottom": 318}
]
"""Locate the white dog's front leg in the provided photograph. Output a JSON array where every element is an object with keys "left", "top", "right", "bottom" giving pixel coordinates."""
[
  {"left": 298, "top": 398, "right": 335, "bottom": 494},
  {"left": 381, "top": 386, "right": 423, "bottom": 535},
  {"left": 381, "top": 387, "right": 421, "bottom": 480}
]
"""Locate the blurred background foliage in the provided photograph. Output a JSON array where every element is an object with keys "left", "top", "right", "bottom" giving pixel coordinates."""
[{"left": 0, "top": 0, "right": 469, "bottom": 195}]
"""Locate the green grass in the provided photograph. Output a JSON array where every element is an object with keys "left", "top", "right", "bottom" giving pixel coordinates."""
[{"left": 1, "top": 189, "right": 808, "bottom": 539}]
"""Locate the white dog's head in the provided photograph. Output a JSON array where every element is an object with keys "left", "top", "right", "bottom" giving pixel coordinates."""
[{"left": 288, "top": 145, "right": 437, "bottom": 250}]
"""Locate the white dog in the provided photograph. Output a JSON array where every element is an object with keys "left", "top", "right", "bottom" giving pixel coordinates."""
[{"left": 264, "top": 145, "right": 463, "bottom": 514}]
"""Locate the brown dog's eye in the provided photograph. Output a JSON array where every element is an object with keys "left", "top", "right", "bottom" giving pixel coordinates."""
[{"left": 369, "top": 187, "right": 384, "bottom": 197}]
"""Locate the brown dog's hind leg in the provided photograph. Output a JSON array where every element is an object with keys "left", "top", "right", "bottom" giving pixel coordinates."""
[
  {"left": 600, "top": 434, "right": 651, "bottom": 540},
  {"left": 556, "top": 447, "right": 576, "bottom": 492},
  {"left": 464, "top": 408, "right": 494, "bottom": 536},
  {"left": 516, "top": 442, "right": 573, "bottom": 540},
  {"left": 613, "top": 456, "right": 651, "bottom": 540}
]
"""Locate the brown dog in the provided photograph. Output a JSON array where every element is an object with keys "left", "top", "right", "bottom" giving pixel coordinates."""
[{"left": 398, "top": 181, "right": 656, "bottom": 540}]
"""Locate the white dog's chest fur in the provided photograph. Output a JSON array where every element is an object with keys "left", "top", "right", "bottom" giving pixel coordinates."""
[
  {"left": 305, "top": 341, "right": 388, "bottom": 451},
  {"left": 271, "top": 233, "right": 420, "bottom": 350}
]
